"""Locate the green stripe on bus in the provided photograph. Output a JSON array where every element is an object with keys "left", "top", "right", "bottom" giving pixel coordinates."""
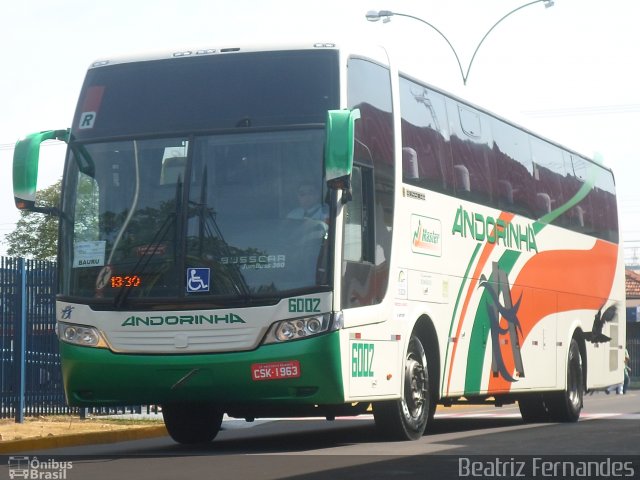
[
  {"left": 464, "top": 250, "right": 521, "bottom": 394},
  {"left": 442, "top": 243, "right": 481, "bottom": 397}
]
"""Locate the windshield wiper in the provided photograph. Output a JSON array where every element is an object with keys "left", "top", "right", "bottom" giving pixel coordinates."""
[
  {"left": 113, "top": 180, "right": 181, "bottom": 309},
  {"left": 192, "top": 169, "right": 251, "bottom": 299}
]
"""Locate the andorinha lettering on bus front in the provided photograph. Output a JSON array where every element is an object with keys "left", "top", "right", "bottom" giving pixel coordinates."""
[
  {"left": 452, "top": 206, "right": 538, "bottom": 253},
  {"left": 121, "top": 313, "right": 246, "bottom": 327}
]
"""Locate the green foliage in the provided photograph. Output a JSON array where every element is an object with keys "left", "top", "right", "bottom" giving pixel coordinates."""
[{"left": 4, "top": 180, "right": 60, "bottom": 260}]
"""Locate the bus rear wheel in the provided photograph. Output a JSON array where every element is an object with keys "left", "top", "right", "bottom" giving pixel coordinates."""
[
  {"left": 162, "top": 402, "right": 223, "bottom": 444},
  {"left": 518, "top": 339, "right": 583, "bottom": 423},
  {"left": 547, "top": 338, "right": 583, "bottom": 422},
  {"left": 373, "top": 335, "right": 433, "bottom": 440},
  {"left": 518, "top": 394, "right": 550, "bottom": 423}
]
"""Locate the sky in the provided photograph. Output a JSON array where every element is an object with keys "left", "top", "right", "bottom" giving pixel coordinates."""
[{"left": 1, "top": 0, "right": 639, "bottom": 262}]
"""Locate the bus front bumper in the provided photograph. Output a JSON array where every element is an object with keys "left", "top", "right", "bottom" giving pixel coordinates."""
[{"left": 60, "top": 331, "right": 344, "bottom": 408}]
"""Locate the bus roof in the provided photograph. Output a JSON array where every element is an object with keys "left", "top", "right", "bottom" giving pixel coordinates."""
[
  {"left": 85, "top": 41, "right": 613, "bottom": 179},
  {"left": 87, "top": 42, "right": 342, "bottom": 69}
]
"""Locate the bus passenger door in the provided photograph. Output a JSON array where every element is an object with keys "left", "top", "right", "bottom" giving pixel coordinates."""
[{"left": 341, "top": 165, "right": 378, "bottom": 316}]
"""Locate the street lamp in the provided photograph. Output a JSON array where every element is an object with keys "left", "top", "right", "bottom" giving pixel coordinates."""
[{"left": 366, "top": 0, "right": 554, "bottom": 85}]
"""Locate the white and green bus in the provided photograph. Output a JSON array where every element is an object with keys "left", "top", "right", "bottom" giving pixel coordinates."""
[{"left": 13, "top": 43, "right": 625, "bottom": 444}]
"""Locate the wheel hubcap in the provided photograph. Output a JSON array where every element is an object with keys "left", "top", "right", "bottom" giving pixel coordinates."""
[{"left": 404, "top": 356, "right": 427, "bottom": 418}]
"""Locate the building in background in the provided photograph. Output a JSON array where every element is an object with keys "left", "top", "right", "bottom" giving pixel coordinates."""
[{"left": 625, "top": 269, "right": 640, "bottom": 384}]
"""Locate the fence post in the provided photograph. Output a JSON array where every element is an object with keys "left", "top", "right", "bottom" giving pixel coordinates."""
[{"left": 15, "top": 258, "right": 27, "bottom": 423}]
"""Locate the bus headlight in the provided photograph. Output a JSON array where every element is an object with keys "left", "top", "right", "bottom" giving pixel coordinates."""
[
  {"left": 263, "top": 314, "right": 333, "bottom": 344},
  {"left": 57, "top": 322, "right": 108, "bottom": 348}
]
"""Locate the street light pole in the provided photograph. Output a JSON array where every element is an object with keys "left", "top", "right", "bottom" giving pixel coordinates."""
[{"left": 366, "top": 0, "right": 554, "bottom": 85}]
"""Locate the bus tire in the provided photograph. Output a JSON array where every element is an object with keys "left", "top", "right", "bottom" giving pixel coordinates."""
[
  {"left": 547, "top": 338, "right": 583, "bottom": 422},
  {"left": 373, "top": 334, "right": 432, "bottom": 440},
  {"left": 162, "top": 402, "right": 223, "bottom": 444},
  {"left": 518, "top": 394, "right": 550, "bottom": 423}
]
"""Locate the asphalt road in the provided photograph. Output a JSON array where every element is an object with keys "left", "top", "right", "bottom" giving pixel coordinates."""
[{"left": 2, "top": 392, "right": 639, "bottom": 480}]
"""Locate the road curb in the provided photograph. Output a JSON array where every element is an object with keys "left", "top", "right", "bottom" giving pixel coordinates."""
[{"left": 0, "top": 425, "right": 168, "bottom": 454}]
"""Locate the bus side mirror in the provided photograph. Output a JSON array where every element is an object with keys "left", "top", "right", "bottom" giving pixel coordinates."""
[
  {"left": 13, "top": 129, "right": 69, "bottom": 211},
  {"left": 324, "top": 109, "right": 360, "bottom": 195}
]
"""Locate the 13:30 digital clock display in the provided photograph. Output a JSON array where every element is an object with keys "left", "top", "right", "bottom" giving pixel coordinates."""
[{"left": 110, "top": 275, "right": 142, "bottom": 288}]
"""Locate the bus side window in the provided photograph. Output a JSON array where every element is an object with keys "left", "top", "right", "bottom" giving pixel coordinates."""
[
  {"left": 448, "top": 101, "right": 495, "bottom": 206},
  {"left": 490, "top": 118, "right": 534, "bottom": 218},
  {"left": 562, "top": 154, "right": 592, "bottom": 232},
  {"left": 592, "top": 167, "right": 619, "bottom": 242},
  {"left": 531, "top": 138, "right": 565, "bottom": 220},
  {"left": 399, "top": 77, "right": 452, "bottom": 193}
]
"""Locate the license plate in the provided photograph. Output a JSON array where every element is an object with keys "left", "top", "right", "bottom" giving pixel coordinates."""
[{"left": 251, "top": 360, "right": 301, "bottom": 381}]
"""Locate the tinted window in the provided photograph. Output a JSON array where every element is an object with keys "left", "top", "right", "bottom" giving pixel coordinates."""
[
  {"left": 344, "top": 58, "right": 394, "bottom": 307},
  {"left": 447, "top": 100, "right": 495, "bottom": 205},
  {"left": 490, "top": 119, "right": 534, "bottom": 216},
  {"left": 59, "top": 131, "right": 332, "bottom": 303},
  {"left": 530, "top": 138, "right": 566, "bottom": 218},
  {"left": 595, "top": 168, "right": 619, "bottom": 242},
  {"left": 554, "top": 154, "right": 618, "bottom": 242},
  {"left": 561, "top": 154, "right": 594, "bottom": 231},
  {"left": 399, "top": 77, "right": 453, "bottom": 193},
  {"left": 72, "top": 50, "right": 339, "bottom": 140}
]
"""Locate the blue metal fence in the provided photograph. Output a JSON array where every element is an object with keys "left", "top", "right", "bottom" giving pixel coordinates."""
[
  {"left": 0, "top": 256, "right": 71, "bottom": 420},
  {"left": 1, "top": 256, "right": 151, "bottom": 421}
]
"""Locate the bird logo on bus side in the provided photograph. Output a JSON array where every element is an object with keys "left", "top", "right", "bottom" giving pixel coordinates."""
[
  {"left": 478, "top": 262, "right": 525, "bottom": 383},
  {"left": 584, "top": 304, "right": 617, "bottom": 344}
]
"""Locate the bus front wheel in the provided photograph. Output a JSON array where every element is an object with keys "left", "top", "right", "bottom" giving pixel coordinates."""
[
  {"left": 373, "top": 334, "right": 433, "bottom": 440},
  {"left": 162, "top": 402, "right": 223, "bottom": 444}
]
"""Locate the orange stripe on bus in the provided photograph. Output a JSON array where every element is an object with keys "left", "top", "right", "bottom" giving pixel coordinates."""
[{"left": 486, "top": 240, "right": 618, "bottom": 393}]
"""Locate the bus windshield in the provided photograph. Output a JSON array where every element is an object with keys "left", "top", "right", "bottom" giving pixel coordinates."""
[{"left": 59, "top": 130, "right": 331, "bottom": 306}]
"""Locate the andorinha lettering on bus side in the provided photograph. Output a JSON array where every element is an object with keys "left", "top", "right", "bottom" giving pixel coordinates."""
[{"left": 452, "top": 205, "right": 538, "bottom": 252}]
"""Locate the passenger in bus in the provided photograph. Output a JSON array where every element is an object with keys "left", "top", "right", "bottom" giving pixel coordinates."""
[
  {"left": 535, "top": 192, "right": 552, "bottom": 215},
  {"left": 402, "top": 147, "right": 419, "bottom": 180},
  {"left": 287, "top": 182, "right": 328, "bottom": 221},
  {"left": 453, "top": 164, "right": 470, "bottom": 194},
  {"left": 497, "top": 179, "right": 514, "bottom": 205}
]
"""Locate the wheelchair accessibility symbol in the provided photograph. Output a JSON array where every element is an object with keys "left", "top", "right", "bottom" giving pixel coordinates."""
[{"left": 186, "top": 268, "right": 210, "bottom": 293}]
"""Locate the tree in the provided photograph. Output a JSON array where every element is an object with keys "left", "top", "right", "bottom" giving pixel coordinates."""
[{"left": 4, "top": 180, "right": 61, "bottom": 260}]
